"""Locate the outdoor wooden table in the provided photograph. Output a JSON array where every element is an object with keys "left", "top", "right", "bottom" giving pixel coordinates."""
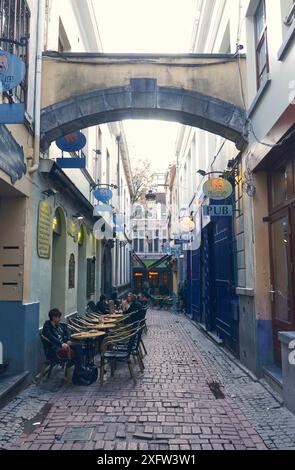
[
  {"left": 70, "top": 331, "right": 106, "bottom": 340},
  {"left": 95, "top": 323, "right": 116, "bottom": 330},
  {"left": 70, "top": 330, "right": 106, "bottom": 365},
  {"left": 102, "top": 314, "right": 124, "bottom": 320},
  {"left": 85, "top": 318, "right": 103, "bottom": 324}
]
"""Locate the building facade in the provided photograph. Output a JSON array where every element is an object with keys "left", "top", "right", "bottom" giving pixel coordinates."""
[
  {"left": 131, "top": 182, "right": 172, "bottom": 295},
  {"left": 173, "top": 0, "right": 295, "bottom": 403},
  {"left": 0, "top": 0, "right": 133, "bottom": 376},
  {"left": 243, "top": 0, "right": 295, "bottom": 390},
  {"left": 174, "top": 0, "right": 245, "bottom": 356}
]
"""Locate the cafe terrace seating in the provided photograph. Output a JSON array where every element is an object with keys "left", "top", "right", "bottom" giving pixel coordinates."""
[
  {"left": 36, "top": 305, "right": 148, "bottom": 386},
  {"left": 36, "top": 332, "right": 73, "bottom": 385}
]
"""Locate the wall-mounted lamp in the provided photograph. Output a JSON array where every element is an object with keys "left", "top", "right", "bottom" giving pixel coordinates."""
[
  {"left": 145, "top": 189, "right": 157, "bottom": 209},
  {"left": 42, "top": 188, "right": 58, "bottom": 198},
  {"left": 72, "top": 213, "right": 84, "bottom": 220}
]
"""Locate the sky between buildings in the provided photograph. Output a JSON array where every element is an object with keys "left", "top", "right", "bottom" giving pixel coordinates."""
[{"left": 94, "top": 0, "right": 197, "bottom": 172}]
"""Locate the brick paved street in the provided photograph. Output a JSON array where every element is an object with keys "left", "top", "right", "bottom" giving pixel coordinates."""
[{"left": 1, "top": 309, "right": 295, "bottom": 450}]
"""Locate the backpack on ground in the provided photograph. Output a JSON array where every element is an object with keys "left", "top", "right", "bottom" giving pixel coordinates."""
[{"left": 72, "top": 365, "right": 98, "bottom": 385}]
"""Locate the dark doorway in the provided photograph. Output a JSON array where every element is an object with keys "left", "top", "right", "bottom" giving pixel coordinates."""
[{"left": 102, "top": 243, "right": 112, "bottom": 297}]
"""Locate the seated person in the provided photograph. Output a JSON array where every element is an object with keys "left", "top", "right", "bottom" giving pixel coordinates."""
[
  {"left": 110, "top": 290, "right": 121, "bottom": 309},
  {"left": 42, "top": 308, "right": 84, "bottom": 369},
  {"left": 95, "top": 294, "right": 109, "bottom": 314},
  {"left": 123, "top": 292, "right": 145, "bottom": 324},
  {"left": 108, "top": 300, "right": 115, "bottom": 315},
  {"left": 137, "top": 292, "right": 148, "bottom": 307},
  {"left": 87, "top": 301, "right": 97, "bottom": 313}
]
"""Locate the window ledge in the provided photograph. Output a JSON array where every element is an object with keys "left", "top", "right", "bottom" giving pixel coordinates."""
[
  {"left": 247, "top": 76, "right": 271, "bottom": 118},
  {"left": 278, "top": 22, "right": 295, "bottom": 61}
]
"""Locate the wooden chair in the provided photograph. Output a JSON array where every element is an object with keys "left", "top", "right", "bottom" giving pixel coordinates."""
[
  {"left": 35, "top": 333, "right": 73, "bottom": 385},
  {"left": 100, "top": 328, "right": 143, "bottom": 385}
]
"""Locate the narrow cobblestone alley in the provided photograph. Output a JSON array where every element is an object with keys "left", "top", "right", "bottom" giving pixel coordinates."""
[{"left": 1, "top": 310, "right": 295, "bottom": 451}]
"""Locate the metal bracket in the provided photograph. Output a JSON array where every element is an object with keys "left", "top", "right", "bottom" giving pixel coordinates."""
[{"left": 0, "top": 36, "right": 29, "bottom": 48}]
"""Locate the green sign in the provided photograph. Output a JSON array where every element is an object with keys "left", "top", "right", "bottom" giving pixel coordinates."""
[{"left": 37, "top": 201, "right": 51, "bottom": 259}]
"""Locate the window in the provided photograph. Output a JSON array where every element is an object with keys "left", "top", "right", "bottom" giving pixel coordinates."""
[
  {"left": 86, "top": 258, "right": 95, "bottom": 297},
  {"left": 154, "top": 238, "right": 159, "bottom": 252},
  {"left": 0, "top": 0, "right": 30, "bottom": 104},
  {"left": 270, "top": 158, "right": 294, "bottom": 209},
  {"left": 133, "top": 238, "right": 139, "bottom": 252},
  {"left": 254, "top": 0, "right": 269, "bottom": 89},
  {"left": 106, "top": 150, "right": 110, "bottom": 185},
  {"left": 282, "top": 0, "right": 295, "bottom": 31},
  {"left": 68, "top": 254, "right": 75, "bottom": 289},
  {"left": 139, "top": 239, "right": 144, "bottom": 252}
]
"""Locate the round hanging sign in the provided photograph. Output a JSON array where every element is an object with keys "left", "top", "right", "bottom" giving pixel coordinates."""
[
  {"left": 203, "top": 178, "right": 233, "bottom": 200},
  {"left": 0, "top": 51, "right": 25, "bottom": 92},
  {"left": 93, "top": 187, "right": 113, "bottom": 203},
  {"left": 56, "top": 131, "right": 86, "bottom": 152}
]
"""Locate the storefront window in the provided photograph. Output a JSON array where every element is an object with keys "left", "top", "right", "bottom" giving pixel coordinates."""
[
  {"left": 271, "top": 216, "right": 291, "bottom": 323},
  {"left": 271, "top": 161, "right": 288, "bottom": 208}
]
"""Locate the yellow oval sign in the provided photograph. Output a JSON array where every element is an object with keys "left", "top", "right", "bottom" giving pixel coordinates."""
[{"left": 203, "top": 178, "right": 233, "bottom": 200}]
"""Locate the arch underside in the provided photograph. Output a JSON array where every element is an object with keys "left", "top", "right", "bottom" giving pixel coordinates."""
[{"left": 40, "top": 80, "right": 247, "bottom": 151}]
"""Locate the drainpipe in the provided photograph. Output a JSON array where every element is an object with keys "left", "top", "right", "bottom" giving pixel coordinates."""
[{"left": 29, "top": 0, "right": 45, "bottom": 174}]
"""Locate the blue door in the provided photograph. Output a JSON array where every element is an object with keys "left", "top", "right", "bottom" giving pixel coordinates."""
[
  {"left": 202, "top": 225, "right": 215, "bottom": 331},
  {"left": 212, "top": 211, "right": 239, "bottom": 355},
  {"left": 185, "top": 250, "right": 192, "bottom": 315},
  {"left": 191, "top": 248, "right": 201, "bottom": 322}
]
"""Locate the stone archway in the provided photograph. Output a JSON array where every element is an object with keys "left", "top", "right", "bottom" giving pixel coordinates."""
[
  {"left": 41, "top": 79, "right": 246, "bottom": 151},
  {"left": 40, "top": 53, "right": 248, "bottom": 150}
]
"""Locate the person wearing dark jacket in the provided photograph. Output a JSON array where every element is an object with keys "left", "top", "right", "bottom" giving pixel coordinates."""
[
  {"left": 95, "top": 294, "right": 109, "bottom": 314},
  {"left": 110, "top": 290, "right": 121, "bottom": 309},
  {"left": 123, "top": 293, "right": 146, "bottom": 324},
  {"left": 42, "top": 308, "right": 84, "bottom": 368}
]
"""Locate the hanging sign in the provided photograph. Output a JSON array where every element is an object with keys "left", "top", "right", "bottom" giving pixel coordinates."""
[
  {"left": 93, "top": 204, "right": 113, "bottom": 216},
  {"left": 0, "top": 51, "right": 25, "bottom": 93},
  {"left": 171, "top": 247, "right": 181, "bottom": 257},
  {"left": 115, "top": 214, "right": 124, "bottom": 225},
  {"left": 202, "top": 205, "right": 233, "bottom": 217},
  {"left": 56, "top": 157, "right": 86, "bottom": 169},
  {"left": 203, "top": 178, "right": 233, "bottom": 200},
  {"left": 114, "top": 226, "right": 124, "bottom": 233},
  {"left": 37, "top": 201, "right": 51, "bottom": 259},
  {"left": 174, "top": 239, "right": 185, "bottom": 245},
  {"left": 0, "top": 103, "right": 25, "bottom": 124},
  {"left": 93, "top": 187, "right": 113, "bottom": 203},
  {"left": 163, "top": 242, "right": 171, "bottom": 254},
  {"left": 0, "top": 125, "right": 25, "bottom": 183},
  {"left": 56, "top": 132, "right": 86, "bottom": 152}
]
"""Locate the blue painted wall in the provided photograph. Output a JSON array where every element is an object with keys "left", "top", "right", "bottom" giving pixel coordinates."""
[{"left": 0, "top": 301, "right": 39, "bottom": 374}]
